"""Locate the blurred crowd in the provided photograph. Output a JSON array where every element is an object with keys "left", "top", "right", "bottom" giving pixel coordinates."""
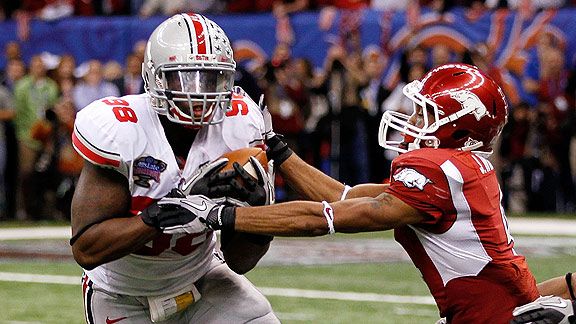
[{"left": 1, "top": 0, "right": 576, "bottom": 221}]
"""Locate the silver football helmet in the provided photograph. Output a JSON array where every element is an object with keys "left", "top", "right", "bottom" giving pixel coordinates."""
[{"left": 142, "top": 13, "right": 236, "bottom": 127}]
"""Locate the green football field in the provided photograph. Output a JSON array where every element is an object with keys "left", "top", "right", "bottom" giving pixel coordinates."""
[{"left": 0, "top": 254, "right": 575, "bottom": 323}]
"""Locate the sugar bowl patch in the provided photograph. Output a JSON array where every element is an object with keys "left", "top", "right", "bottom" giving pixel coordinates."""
[{"left": 133, "top": 156, "right": 167, "bottom": 188}]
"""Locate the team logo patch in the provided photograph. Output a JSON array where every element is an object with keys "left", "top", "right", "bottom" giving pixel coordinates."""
[
  {"left": 133, "top": 156, "right": 167, "bottom": 188},
  {"left": 393, "top": 168, "right": 431, "bottom": 190}
]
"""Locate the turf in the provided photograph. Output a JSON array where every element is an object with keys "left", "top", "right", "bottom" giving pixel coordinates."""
[{"left": 0, "top": 254, "right": 575, "bottom": 323}]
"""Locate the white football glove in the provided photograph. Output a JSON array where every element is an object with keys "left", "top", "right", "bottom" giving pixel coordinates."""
[
  {"left": 511, "top": 296, "right": 576, "bottom": 324},
  {"left": 259, "top": 94, "right": 275, "bottom": 140},
  {"left": 140, "top": 191, "right": 219, "bottom": 235}
]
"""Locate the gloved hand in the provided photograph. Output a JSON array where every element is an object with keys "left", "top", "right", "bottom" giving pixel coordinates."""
[
  {"left": 511, "top": 296, "right": 576, "bottom": 324},
  {"left": 140, "top": 189, "right": 219, "bottom": 234},
  {"left": 228, "top": 156, "right": 274, "bottom": 206},
  {"left": 180, "top": 158, "right": 230, "bottom": 196},
  {"left": 259, "top": 94, "right": 293, "bottom": 167}
]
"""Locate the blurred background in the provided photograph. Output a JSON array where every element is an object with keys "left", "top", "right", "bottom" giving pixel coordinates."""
[
  {"left": 1, "top": 1, "right": 576, "bottom": 323},
  {"left": 2, "top": 0, "right": 576, "bottom": 222}
]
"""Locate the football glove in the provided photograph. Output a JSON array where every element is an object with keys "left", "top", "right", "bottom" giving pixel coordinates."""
[
  {"left": 511, "top": 296, "right": 576, "bottom": 324},
  {"left": 259, "top": 94, "right": 293, "bottom": 167},
  {"left": 229, "top": 156, "right": 274, "bottom": 206},
  {"left": 180, "top": 158, "right": 230, "bottom": 197},
  {"left": 140, "top": 189, "right": 218, "bottom": 235}
]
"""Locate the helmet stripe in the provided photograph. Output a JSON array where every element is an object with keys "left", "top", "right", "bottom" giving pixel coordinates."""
[
  {"left": 185, "top": 13, "right": 207, "bottom": 55},
  {"left": 180, "top": 14, "right": 195, "bottom": 54}
]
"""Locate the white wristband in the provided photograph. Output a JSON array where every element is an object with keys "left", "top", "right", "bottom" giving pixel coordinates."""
[
  {"left": 321, "top": 201, "right": 335, "bottom": 235},
  {"left": 340, "top": 185, "right": 351, "bottom": 201}
]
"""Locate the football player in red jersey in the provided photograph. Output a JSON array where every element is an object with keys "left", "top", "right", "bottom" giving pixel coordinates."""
[
  {"left": 70, "top": 13, "right": 278, "bottom": 323},
  {"left": 178, "top": 63, "right": 543, "bottom": 323}
]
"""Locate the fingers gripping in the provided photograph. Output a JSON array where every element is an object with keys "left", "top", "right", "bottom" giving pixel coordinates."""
[
  {"left": 249, "top": 156, "right": 275, "bottom": 205},
  {"left": 180, "top": 158, "right": 229, "bottom": 195}
]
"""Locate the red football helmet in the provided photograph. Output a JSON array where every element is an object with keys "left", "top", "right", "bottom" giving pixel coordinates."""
[{"left": 379, "top": 63, "right": 508, "bottom": 155}]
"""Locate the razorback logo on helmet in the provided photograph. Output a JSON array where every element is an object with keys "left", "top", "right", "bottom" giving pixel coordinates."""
[
  {"left": 393, "top": 168, "right": 431, "bottom": 190},
  {"left": 450, "top": 90, "right": 492, "bottom": 121}
]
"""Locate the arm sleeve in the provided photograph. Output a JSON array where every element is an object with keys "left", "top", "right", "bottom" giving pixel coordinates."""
[
  {"left": 72, "top": 102, "right": 134, "bottom": 178},
  {"left": 386, "top": 155, "right": 453, "bottom": 225}
]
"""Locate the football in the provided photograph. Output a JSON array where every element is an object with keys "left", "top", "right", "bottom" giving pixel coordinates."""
[{"left": 219, "top": 147, "right": 268, "bottom": 180}]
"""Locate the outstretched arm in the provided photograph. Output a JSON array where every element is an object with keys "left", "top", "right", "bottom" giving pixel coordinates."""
[
  {"left": 231, "top": 191, "right": 425, "bottom": 236},
  {"left": 537, "top": 273, "right": 576, "bottom": 300},
  {"left": 70, "top": 161, "right": 158, "bottom": 270}
]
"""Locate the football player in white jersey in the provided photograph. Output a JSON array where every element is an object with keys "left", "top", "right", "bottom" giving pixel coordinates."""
[
  {"left": 177, "top": 64, "right": 545, "bottom": 323},
  {"left": 69, "top": 13, "right": 279, "bottom": 323}
]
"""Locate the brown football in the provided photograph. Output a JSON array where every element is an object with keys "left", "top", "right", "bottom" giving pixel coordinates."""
[{"left": 219, "top": 147, "right": 268, "bottom": 180}]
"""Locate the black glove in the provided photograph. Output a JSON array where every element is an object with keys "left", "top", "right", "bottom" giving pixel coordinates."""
[
  {"left": 180, "top": 158, "right": 231, "bottom": 197},
  {"left": 266, "top": 133, "right": 293, "bottom": 167},
  {"left": 225, "top": 157, "right": 274, "bottom": 206},
  {"left": 511, "top": 296, "right": 576, "bottom": 324},
  {"left": 140, "top": 189, "right": 216, "bottom": 234}
]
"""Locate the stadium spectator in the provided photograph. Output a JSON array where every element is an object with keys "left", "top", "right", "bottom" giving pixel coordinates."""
[
  {"left": 72, "top": 59, "right": 120, "bottom": 111},
  {"left": 28, "top": 97, "right": 81, "bottom": 220},
  {"left": 69, "top": 13, "right": 278, "bottom": 323},
  {"left": 183, "top": 63, "right": 541, "bottom": 323},
  {"left": 0, "top": 82, "right": 14, "bottom": 219},
  {"left": 1, "top": 58, "right": 26, "bottom": 91},
  {"left": 498, "top": 102, "right": 532, "bottom": 212},
  {"left": 138, "top": 0, "right": 187, "bottom": 17},
  {"left": 118, "top": 53, "right": 143, "bottom": 96},
  {"left": 358, "top": 45, "right": 389, "bottom": 183},
  {"left": 50, "top": 54, "right": 77, "bottom": 99},
  {"left": 13, "top": 54, "right": 59, "bottom": 220}
]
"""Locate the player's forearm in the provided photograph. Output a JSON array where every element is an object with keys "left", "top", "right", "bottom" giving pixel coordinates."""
[
  {"left": 235, "top": 201, "right": 329, "bottom": 236},
  {"left": 537, "top": 274, "right": 576, "bottom": 299},
  {"left": 71, "top": 216, "right": 158, "bottom": 270},
  {"left": 346, "top": 183, "right": 389, "bottom": 199},
  {"left": 278, "top": 153, "right": 344, "bottom": 202},
  {"left": 229, "top": 194, "right": 421, "bottom": 237}
]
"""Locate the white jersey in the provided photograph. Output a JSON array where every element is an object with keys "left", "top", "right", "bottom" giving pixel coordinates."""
[{"left": 72, "top": 89, "right": 266, "bottom": 296}]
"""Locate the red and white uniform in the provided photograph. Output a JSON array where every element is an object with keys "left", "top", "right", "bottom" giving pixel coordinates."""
[
  {"left": 72, "top": 89, "right": 265, "bottom": 297},
  {"left": 386, "top": 148, "right": 539, "bottom": 323}
]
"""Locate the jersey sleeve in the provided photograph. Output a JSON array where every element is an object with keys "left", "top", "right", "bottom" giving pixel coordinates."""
[
  {"left": 221, "top": 87, "right": 266, "bottom": 149},
  {"left": 72, "top": 98, "right": 144, "bottom": 178},
  {"left": 386, "top": 153, "right": 453, "bottom": 225}
]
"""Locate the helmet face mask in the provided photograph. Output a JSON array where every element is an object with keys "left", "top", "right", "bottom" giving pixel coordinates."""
[
  {"left": 142, "top": 13, "right": 236, "bottom": 127},
  {"left": 379, "top": 63, "right": 508, "bottom": 156}
]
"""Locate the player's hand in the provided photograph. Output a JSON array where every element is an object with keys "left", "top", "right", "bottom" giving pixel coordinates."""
[
  {"left": 258, "top": 94, "right": 293, "bottom": 167},
  {"left": 180, "top": 158, "right": 231, "bottom": 197},
  {"left": 259, "top": 94, "right": 274, "bottom": 140},
  {"left": 140, "top": 189, "right": 219, "bottom": 234},
  {"left": 229, "top": 156, "right": 274, "bottom": 206},
  {"left": 511, "top": 296, "right": 576, "bottom": 324}
]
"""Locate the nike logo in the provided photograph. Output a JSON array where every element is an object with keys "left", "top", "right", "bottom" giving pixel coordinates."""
[
  {"left": 324, "top": 207, "right": 333, "bottom": 220},
  {"left": 541, "top": 298, "right": 568, "bottom": 308},
  {"left": 183, "top": 199, "right": 208, "bottom": 211},
  {"left": 106, "top": 317, "right": 127, "bottom": 324}
]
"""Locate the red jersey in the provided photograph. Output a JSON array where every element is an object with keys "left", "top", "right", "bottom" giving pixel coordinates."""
[{"left": 386, "top": 148, "right": 539, "bottom": 323}]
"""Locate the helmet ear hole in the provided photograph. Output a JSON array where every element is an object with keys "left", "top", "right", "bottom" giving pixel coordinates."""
[{"left": 452, "top": 129, "right": 469, "bottom": 141}]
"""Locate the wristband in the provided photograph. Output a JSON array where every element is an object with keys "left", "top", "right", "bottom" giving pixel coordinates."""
[
  {"left": 340, "top": 185, "right": 352, "bottom": 201},
  {"left": 566, "top": 272, "right": 576, "bottom": 300},
  {"left": 206, "top": 206, "right": 236, "bottom": 230},
  {"left": 321, "top": 201, "right": 335, "bottom": 235}
]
